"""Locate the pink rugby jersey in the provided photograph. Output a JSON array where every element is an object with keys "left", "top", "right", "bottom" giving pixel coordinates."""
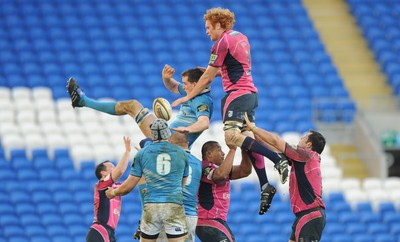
[
  {"left": 209, "top": 30, "right": 258, "bottom": 93},
  {"left": 92, "top": 174, "right": 122, "bottom": 229},
  {"left": 285, "top": 144, "right": 326, "bottom": 214},
  {"left": 197, "top": 160, "right": 231, "bottom": 221}
]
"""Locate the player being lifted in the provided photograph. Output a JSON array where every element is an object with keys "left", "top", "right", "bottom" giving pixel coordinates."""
[{"left": 172, "top": 7, "right": 288, "bottom": 215}]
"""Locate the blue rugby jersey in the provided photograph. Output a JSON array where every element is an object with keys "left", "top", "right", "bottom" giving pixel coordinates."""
[
  {"left": 169, "top": 84, "right": 213, "bottom": 148},
  {"left": 131, "top": 141, "right": 189, "bottom": 205}
]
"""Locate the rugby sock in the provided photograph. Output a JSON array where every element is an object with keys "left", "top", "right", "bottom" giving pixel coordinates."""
[
  {"left": 242, "top": 137, "right": 281, "bottom": 164},
  {"left": 247, "top": 151, "right": 269, "bottom": 189},
  {"left": 82, "top": 97, "right": 117, "bottom": 115}
]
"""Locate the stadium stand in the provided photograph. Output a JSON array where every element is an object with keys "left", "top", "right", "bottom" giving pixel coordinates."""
[{"left": 0, "top": 0, "right": 399, "bottom": 242}]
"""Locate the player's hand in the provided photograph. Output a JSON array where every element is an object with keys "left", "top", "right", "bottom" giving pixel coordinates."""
[
  {"left": 105, "top": 187, "right": 115, "bottom": 199},
  {"left": 171, "top": 97, "right": 188, "bottom": 107},
  {"left": 124, "top": 136, "right": 131, "bottom": 152},
  {"left": 244, "top": 113, "right": 256, "bottom": 132},
  {"left": 162, "top": 64, "right": 175, "bottom": 80}
]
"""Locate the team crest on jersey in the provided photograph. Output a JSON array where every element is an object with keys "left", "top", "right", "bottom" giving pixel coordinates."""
[
  {"left": 203, "top": 167, "right": 212, "bottom": 176},
  {"left": 197, "top": 105, "right": 208, "bottom": 112},
  {"left": 228, "top": 111, "right": 233, "bottom": 118},
  {"left": 209, "top": 54, "right": 218, "bottom": 64}
]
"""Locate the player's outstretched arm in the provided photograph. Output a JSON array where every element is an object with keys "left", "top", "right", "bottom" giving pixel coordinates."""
[
  {"left": 212, "top": 145, "right": 237, "bottom": 182},
  {"left": 172, "top": 65, "right": 219, "bottom": 107},
  {"left": 231, "top": 148, "right": 252, "bottom": 180},
  {"left": 106, "top": 175, "right": 140, "bottom": 198},
  {"left": 111, "top": 136, "right": 131, "bottom": 181},
  {"left": 162, "top": 64, "right": 180, "bottom": 94},
  {"left": 172, "top": 116, "right": 210, "bottom": 134},
  {"left": 244, "top": 113, "right": 286, "bottom": 153}
]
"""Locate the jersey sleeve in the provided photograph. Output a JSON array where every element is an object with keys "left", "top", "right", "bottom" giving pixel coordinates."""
[
  {"left": 191, "top": 95, "right": 212, "bottom": 119},
  {"left": 209, "top": 37, "right": 228, "bottom": 68},
  {"left": 284, "top": 143, "right": 314, "bottom": 163},
  {"left": 178, "top": 83, "right": 186, "bottom": 96},
  {"left": 130, "top": 150, "right": 143, "bottom": 177}
]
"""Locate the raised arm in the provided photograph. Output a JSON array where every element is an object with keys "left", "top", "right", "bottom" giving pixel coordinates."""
[
  {"left": 244, "top": 113, "right": 286, "bottom": 153},
  {"left": 111, "top": 136, "right": 131, "bottom": 181},
  {"left": 212, "top": 146, "right": 237, "bottom": 182},
  {"left": 230, "top": 148, "right": 252, "bottom": 180},
  {"left": 106, "top": 175, "right": 140, "bottom": 198},
  {"left": 162, "top": 64, "right": 180, "bottom": 94},
  {"left": 172, "top": 115, "right": 210, "bottom": 133}
]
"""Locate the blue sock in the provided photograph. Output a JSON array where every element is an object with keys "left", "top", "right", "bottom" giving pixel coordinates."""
[
  {"left": 242, "top": 136, "right": 281, "bottom": 164},
  {"left": 82, "top": 96, "right": 117, "bottom": 115}
]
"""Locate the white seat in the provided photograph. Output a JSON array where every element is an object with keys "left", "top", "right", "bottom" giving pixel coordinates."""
[
  {"left": 25, "top": 133, "right": 47, "bottom": 158},
  {"left": 322, "top": 166, "right": 343, "bottom": 179},
  {"left": 58, "top": 109, "right": 79, "bottom": 123},
  {"left": 66, "top": 133, "right": 89, "bottom": 147},
  {"left": 34, "top": 99, "right": 56, "bottom": 111},
  {"left": 37, "top": 110, "right": 57, "bottom": 123},
  {"left": 2, "top": 134, "right": 25, "bottom": 159},
  {"left": 11, "top": 87, "right": 31, "bottom": 100},
  {"left": 61, "top": 122, "right": 83, "bottom": 135},
  {"left": 282, "top": 131, "right": 301, "bottom": 144},
  {"left": 0, "top": 99, "right": 15, "bottom": 112},
  {"left": 0, "top": 111, "right": 16, "bottom": 125},
  {"left": 0, "top": 87, "right": 11, "bottom": 101},
  {"left": 102, "top": 122, "right": 128, "bottom": 137},
  {"left": 78, "top": 109, "right": 100, "bottom": 123},
  {"left": 112, "top": 143, "right": 137, "bottom": 163},
  {"left": 32, "top": 87, "right": 53, "bottom": 101},
  {"left": 382, "top": 177, "right": 400, "bottom": 190},
  {"left": 0, "top": 122, "right": 20, "bottom": 136},
  {"left": 70, "top": 145, "right": 95, "bottom": 170},
  {"left": 40, "top": 121, "right": 62, "bottom": 135},
  {"left": 20, "top": 122, "right": 42, "bottom": 135},
  {"left": 56, "top": 98, "right": 74, "bottom": 111},
  {"left": 82, "top": 121, "right": 104, "bottom": 136},
  {"left": 93, "top": 144, "right": 116, "bottom": 163},
  {"left": 362, "top": 177, "right": 383, "bottom": 190},
  {"left": 321, "top": 155, "right": 337, "bottom": 168},
  {"left": 366, "top": 189, "right": 391, "bottom": 211},
  {"left": 322, "top": 178, "right": 342, "bottom": 193},
  {"left": 88, "top": 133, "right": 110, "bottom": 146},
  {"left": 344, "top": 188, "right": 368, "bottom": 210},
  {"left": 98, "top": 111, "right": 121, "bottom": 124},
  {"left": 321, "top": 144, "right": 332, "bottom": 157},
  {"left": 16, "top": 110, "right": 36, "bottom": 124},
  {"left": 340, "top": 178, "right": 361, "bottom": 190},
  {"left": 45, "top": 133, "right": 68, "bottom": 159},
  {"left": 14, "top": 99, "right": 35, "bottom": 112},
  {"left": 210, "top": 121, "right": 225, "bottom": 135}
]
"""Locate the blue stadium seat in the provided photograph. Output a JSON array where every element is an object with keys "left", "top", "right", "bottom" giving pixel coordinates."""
[
  {"left": 20, "top": 213, "right": 41, "bottom": 226},
  {"left": 374, "top": 234, "right": 397, "bottom": 242},
  {"left": 353, "top": 234, "right": 374, "bottom": 242},
  {"left": 30, "top": 236, "right": 52, "bottom": 242},
  {"left": 346, "top": 223, "right": 366, "bottom": 235},
  {"left": 367, "top": 222, "right": 389, "bottom": 235},
  {"left": 15, "top": 202, "right": 36, "bottom": 215},
  {"left": 38, "top": 167, "right": 60, "bottom": 180},
  {"left": 25, "top": 225, "right": 47, "bottom": 237},
  {"left": 37, "top": 203, "right": 58, "bottom": 216}
]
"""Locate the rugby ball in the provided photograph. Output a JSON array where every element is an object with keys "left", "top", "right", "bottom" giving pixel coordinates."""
[{"left": 153, "top": 97, "right": 172, "bottom": 121}]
